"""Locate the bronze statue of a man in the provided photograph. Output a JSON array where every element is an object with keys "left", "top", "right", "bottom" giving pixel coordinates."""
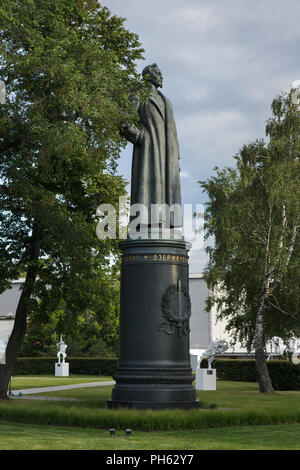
[
  {"left": 123, "top": 64, "right": 182, "bottom": 229},
  {"left": 109, "top": 67, "right": 199, "bottom": 412}
]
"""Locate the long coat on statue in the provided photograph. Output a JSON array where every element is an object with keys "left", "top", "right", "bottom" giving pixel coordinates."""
[{"left": 125, "top": 88, "right": 182, "bottom": 228}]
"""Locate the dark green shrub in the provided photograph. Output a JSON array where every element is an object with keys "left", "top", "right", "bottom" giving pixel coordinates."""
[
  {"left": 13, "top": 357, "right": 54, "bottom": 375},
  {"left": 214, "top": 359, "right": 300, "bottom": 390},
  {"left": 13, "top": 357, "right": 118, "bottom": 376},
  {"left": 66, "top": 358, "right": 118, "bottom": 376},
  {"left": 266, "top": 361, "right": 300, "bottom": 391},
  {"left": 13, "top": 357, "right": 300, "bottom": 390},
  {"left": 214, "top": 359, "right": 257, "bottom": 382}
]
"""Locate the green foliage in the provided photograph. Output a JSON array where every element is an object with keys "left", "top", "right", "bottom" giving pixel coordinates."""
[
  {"left": 0, "top": 0, "right": 146, "bottom": 279},
  {"left": 200, "top": 90, "right": 300, "bottom": 351},
  {"left": 0, "top": 1, "right": 147, "bottom": 374},
  {"left": 13, "top": 356, "right": 117, "bottom": 375},
  {"left": 19, "top": 265, "right": 121, "bottom": 357}
]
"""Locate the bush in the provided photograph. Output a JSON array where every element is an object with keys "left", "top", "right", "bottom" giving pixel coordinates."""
[
  {"left": 1, "top": 400, "right": 300, "bottom": 431},
  {"left": 214, "top": 359, "right": 257, "bottom": 383},
  {"left": 214, "top": 359, "right": 300, "bottom": 390},
  {"left": 266, "top": 361, "right": 300, "bottom": 391},
  {"left": 13, "top": 357, "right": 118, "bottom": 376},
  {"left": 66, "top": 358, "right": 118, "bottom": 376},
  {"left": 13, "top": 357, "right": 300, "bottom": 390}
]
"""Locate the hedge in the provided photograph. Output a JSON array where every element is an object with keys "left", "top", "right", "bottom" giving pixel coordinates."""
[
  {"left": 13, "top": 357, "right": 300, "bottom": 391},
  {"left": 214, "top": 359, "right": 257, "bottom": 382},
  {"left": 13, "top": 357, "right": 118, "bottom": 376},
  {"left": 214, "top": 359, "right": 300, "bottom": 391}
]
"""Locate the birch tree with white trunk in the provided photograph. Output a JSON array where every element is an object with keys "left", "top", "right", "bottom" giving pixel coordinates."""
[{"left": 200, "top": 90, "right": 300, "bottom": 393}]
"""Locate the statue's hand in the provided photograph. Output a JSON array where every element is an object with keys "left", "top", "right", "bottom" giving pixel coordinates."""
[{"left": 120, "top": 124, "right": 141, "bottom": 144}]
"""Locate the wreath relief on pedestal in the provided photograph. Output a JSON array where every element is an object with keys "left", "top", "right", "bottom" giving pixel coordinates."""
[{"left": 158, "top": 279, "right": 191, "bottom": 337}]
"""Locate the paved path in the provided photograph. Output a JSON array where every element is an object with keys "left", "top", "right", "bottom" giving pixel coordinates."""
[{"left": 11, "top": 380, "right": 115, "bottom": 397}]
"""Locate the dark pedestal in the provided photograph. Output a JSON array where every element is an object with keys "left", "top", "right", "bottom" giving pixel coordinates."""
[{"left": 107, "top": 237, "right": 199, "bottom": 410}]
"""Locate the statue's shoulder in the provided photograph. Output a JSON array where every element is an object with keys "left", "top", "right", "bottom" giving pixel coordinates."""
[{"left": 158, "top": 90, "right": 172, "bottom": 108}]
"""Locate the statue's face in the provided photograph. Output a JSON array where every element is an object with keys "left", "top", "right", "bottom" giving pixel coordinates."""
[{"left": 149, "top": 67, "right": 163, "bottom": 88}]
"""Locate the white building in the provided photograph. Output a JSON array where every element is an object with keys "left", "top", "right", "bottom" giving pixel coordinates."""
[
  {"left": 0, "top": 279, "right": 24, "bottom": 318},
  {"left": 189, "top": 274, "right": 249, "bottom": 368},
  {"left": 0, "top": 279, "right": 23, "bottom": 363}
]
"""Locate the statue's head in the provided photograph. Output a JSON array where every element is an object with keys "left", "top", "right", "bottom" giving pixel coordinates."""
[{"left": 142, "top": 63, "right": 163, "bottom": 89}]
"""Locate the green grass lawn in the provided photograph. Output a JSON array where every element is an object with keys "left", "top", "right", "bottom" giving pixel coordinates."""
[
  {"left": 0, "top": 420, "right": 300, "bottom": 450},
  {"left": 23, "top": 378, "right": 300, "bottom": 413},
  {"left": 1, "top": 378, "right": 300, "bottom": 450},
  {"left": 11, "top": 375, "right": 112, "bottom": 390},
  {"left": 196, "top": 380, "right": 300, "bottom": 410}
]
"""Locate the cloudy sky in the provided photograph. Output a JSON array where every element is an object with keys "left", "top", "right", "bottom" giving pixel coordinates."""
[{"left": 103, "top": 0, "right": 300, "bottom": 272}]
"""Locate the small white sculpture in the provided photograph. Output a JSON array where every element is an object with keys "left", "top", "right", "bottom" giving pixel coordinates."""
[
  {"left": 56, "top": 335, "right": 67, "bottom": 364},
  {"left": 266, "top": 336, "right": 282, "bottom": 360},
  {"left": 199, "top": 339, "right": 229, "bottom": 369},
  {"left": 291, "top": 338, "right": 300, "bottom": 365}
]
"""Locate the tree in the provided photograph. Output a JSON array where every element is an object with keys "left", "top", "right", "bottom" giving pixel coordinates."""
[
  {"left": 0, "top": 0, "right": 146, "bottom": 398},
  {"left": 200, "top": 90, "right": 300, "bottom": 393},
  {"left": 19, "top": 262, "right": 121, "bottom": 357}
]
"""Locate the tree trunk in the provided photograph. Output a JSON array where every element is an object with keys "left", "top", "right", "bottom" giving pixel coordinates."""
[
  {"left": 254, "top": 287, "right": 274, "bottom": 394},
  {"left": 255, "top": 343, "right": 274, "bottom": 393},
  {"left": 0, "top": 226, "right": 42, "bottom": 399}
]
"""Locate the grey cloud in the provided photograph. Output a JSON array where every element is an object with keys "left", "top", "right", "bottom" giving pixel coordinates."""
[{"left": 103, "top": 0, "right": 300, "bottom": 269}]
